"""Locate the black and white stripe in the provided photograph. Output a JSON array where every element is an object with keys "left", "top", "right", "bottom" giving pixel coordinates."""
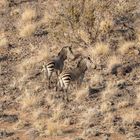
[
  {"left": 56, "top": 56, "right": 93, "bottom": 93},
  {"left": 57, "top": 73, "right": 72, "bottom": 92},
  {"left": 46, "top": 60, "right": 55, "bottom": 78},
  {"left": 43, "top": 46, "right": 74, "bottom": 88}
]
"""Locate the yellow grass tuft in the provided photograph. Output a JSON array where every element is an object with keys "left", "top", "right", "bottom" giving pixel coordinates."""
[
  {"left": 32, "top": 108, "right": 44, "bottom": 120},
  {"left": 117, "top": 41, "right": 135, "bottom": 55},
  {"left": 42, "top": 11, "right": 55, "bottom": 23},
  {"left": 122, "top": 109, "right": 138, "bottom": 124},
  {"left": 90, "top": 42, "right": 110, "bottom": 58},
  {"left": 0, "top": 36, "right": 8, "bottom": 47},
  {"left": 81, "top": 107, "right": 99, "bottom": 126},
  {"left": 100, "top": 101, "right": 112, "bottom": 113},
  {"left": 103, "top": 112, "right": 114, "bottom": 124},
  {"left": 136, "top": 86, "right": 140, "bottom": 104},
  {"left": 137, "top": 32, "right": 140, "bottom": 43},
  {"left": 117, "top": 100, "right": 130, "bottom": 109},
  {"left": 99, "top": 18, "right": 113, "bottom": 33},
  {"left": 33, "top": 118, "right": 47, "bottom": 132},
  {"left": 16, "top": 44, "right": 49, "bottom": 74},
  {"left": 90, "top": 73, "right": 103, "bottom": 86},
  {"left": 10, "top": 8, "right": 20, "bottom": 16},
  {"left": 102, "top": 81, "right": 117, "bottom": 100},
  {"left": 77, "top": 29, "right": 91, "bottom": 44},
  {"left": 21, "top": 8, "right": 36, "bottom": 22},
  {"left": 19, "top": 23, "right": 37, "bottom": 37},
  {"left": 74, "top": 87, "right": 88, "bottom": 102},
  {"left": 115, "top": 0, "right": 136, "bottom": 15},
  {"left": 13, "top": 119, "right": 27, "bottom": 130},
  {"left": 107, "top": 55, "right": 121, "bottom": 71},
  {"left": 51, "top": 104, "right": 64, "bottom": 121},
  {"left": 46, "top": 120, "right": 63, "bottom": 136},
  {"left": 0, "top": 0, "right": 7, "bottom": 7},
  {"left": 19, "top": 89, "right": 40, "bottom": 109}
]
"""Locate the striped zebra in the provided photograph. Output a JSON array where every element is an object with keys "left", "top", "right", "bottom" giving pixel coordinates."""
[
  {"left": 56, "top": 56, "right": 93, "bottom": 98},
  {"left": 42, "top": 46, "right": 74, "bottom": 88}
]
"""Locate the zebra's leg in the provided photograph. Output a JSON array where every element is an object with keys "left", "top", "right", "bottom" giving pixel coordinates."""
[
  {"left": 79, "top": 73, "right": 85, "bottom": 88},
  {"left": 55, "top": 70, "right": 60, "bottom": 88},
  {"left": 55, "top": 79, "right": 60, "bottom": 91},
  {"left": 64, "top": 83, "right": 70, "bottom": 102},
  {"left": 48, "top": 72, "right": 53, "bottom": 89},
  {"left": 76, "top": 80, "right": 79, "bottom": 90},
  {"left": 48, "top": 77, "right": 51, "bottom": 89}
]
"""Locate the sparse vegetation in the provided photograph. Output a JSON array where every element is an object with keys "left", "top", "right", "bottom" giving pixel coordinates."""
[
  {"left": 19, "top": 23, "right": 37, "bottom": 37},
  {"left": 0, "top": 0, "right": 7, "bottom": 7},
  {"left": 90, "top": 42, "right": 110, "bottom": 58},
  {"left": 0, "top": 35, "right": 8, "bottom": 47},
  {"left": 0, "top": 0, "right": 140, "bottom": 140},
  {"left": 19, "top": 89, "right": 40, "bottom": 109},
  {"left": 107, "top": 55, "right": 121, "bottom": 72},
  {"left": 118, "top": 41, "right": 136, "bottom": 55},
  {"left": 46, "top": 121, "right": 63, "bottom": 136},
  {"left": 74, "top": 87, "right": 88, "bottom": 102},
  {"left": 21, "top": 8, "right": 36, "bottom": 22}
]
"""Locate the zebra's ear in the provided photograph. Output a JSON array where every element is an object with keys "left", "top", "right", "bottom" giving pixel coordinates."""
[
  {"left": 77, "top": 56, "right": 83, "bottom": 67},
  {"left": 77, "top": 61, "right": 81, "bottom": 67}
]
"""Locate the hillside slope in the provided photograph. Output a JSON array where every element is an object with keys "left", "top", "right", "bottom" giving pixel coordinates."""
[{"left": 0, "top": 0, "right": 140, "bottom": 140}]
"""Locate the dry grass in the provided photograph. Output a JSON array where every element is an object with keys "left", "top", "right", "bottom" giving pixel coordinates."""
[
  {"left": 99, "top": 18, "right": 113, "bottom": 33},
  {"left": 77, "top": 28, "right": 91, "bottom": 44},
  {"left": 51, "top": 104, "right": 64, "bottom": 121},
  {"left": 18, "top": 8, "right": 37, "bottom": 38},
  {"left": 107, "top": 55, "right": 121, "bottom": 71},
  {"left": 117, "top": 41, "right": 135, "bottom": 55},
  {"left": 32, "top": 108, "right": 44, "bottom": 120},
  {"left": 13, "top": 119, "right": 28, "bottom": 130},
  {"left": 1, "top": 0, "right": 140, "bottom": 139},
  {"left": 21, "top": 8, "right": 36, "bottom": 22},
  {"left": 17, "top": 44, "right": 49, "bottom": 73},
  {"left": 137, "top": 32, "right": 140, "bottom": 43},
  {"left": 42, "top": 10, "right": 56, "bottom": 24},
  {"left": 101, "top": 81, "right": 118, "bottom": 100},
  {"left": 115, "top": 0, "right": 136, "bottom": 15},
  {"left": 19, "top": 23, "right": 37, "bottom": 37},
  {"left": 136, "top": 86, "right": 140, "bottom": 104},
  {"left": 10, "top": 8, "right": 20, "bottom": 16},
  {"left": 74, "top": 87, "right": 88, "bottom": 102},
  {"left": 32, "top": 104, "right": 64, "bottom": 136},
  {"left": 90, "top": 42, "right": 110, "bottom": 58},
  {"left": 33, "top": 118, "right": 47, "bottom": 132},
  {"left": 0, "top": 0, "right": 7, "bottom": 7},
  {"left": 45, "top": 120, "right": 63, "bottom": 136},
  {"left": 100, "top": 101, "right": 112, "bottom": 113},
  {"left": 19, "top": 89, "right": 40, "bottom": 109},
  {"left": 103, "top": 112, "right": 114, "bottom": 126},
  {"left": 90, "top": 73, "right": 103, "bottom": 86},
  {"left": 0, "top": 36, "right": 8, "bottom": 47},
  {"left": 121, "top": 109, "right": 138, "bottom": 124},
  {"left": 81, "top": 107, "right": 100, "bottom": 126},
  {"left": 117, "top": 100, "right": 130, "bottom": 109}
]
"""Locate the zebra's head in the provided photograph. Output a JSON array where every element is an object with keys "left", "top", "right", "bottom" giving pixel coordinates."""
[
  {"left": 77, "top": 56, "right": 93, "bottom": 69},
  {"left": 58, "top": 46, "right": 74, "bottom": 60}
]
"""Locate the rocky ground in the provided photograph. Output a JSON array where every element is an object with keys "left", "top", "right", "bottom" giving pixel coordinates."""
[{"left": 0, "top": 0, "right": 140, "bottom": 140}]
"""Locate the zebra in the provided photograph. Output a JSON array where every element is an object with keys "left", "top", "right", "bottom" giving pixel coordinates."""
[
  {"left": 56, "top": 56, "right": 93, "bottom": 99},
  {"left": 42, "top": 46, "right": 74, "bottom": 88}
]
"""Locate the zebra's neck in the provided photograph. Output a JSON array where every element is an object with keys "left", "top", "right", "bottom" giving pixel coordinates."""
[
  {"left": 58, "top": 51, "right": 67, "bottom": 61},
  {"left": 77, "top": 61, "right": 87, "bottom": 73},
  {"left": 79, "top": 65, "right": 87, "bottom": 73}
]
